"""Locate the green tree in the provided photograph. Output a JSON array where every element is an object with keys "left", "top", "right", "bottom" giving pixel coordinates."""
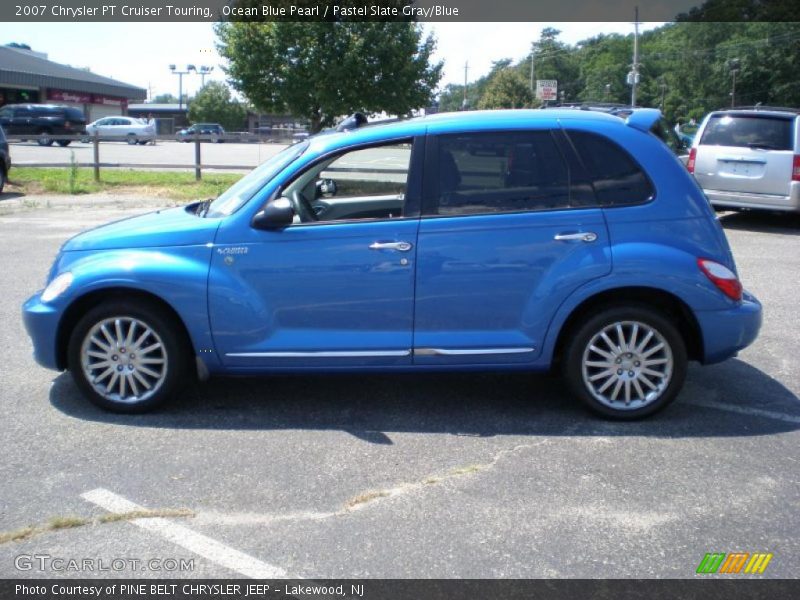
[
  {"left": 478, "top": 69, "right": 534, "bottom": 109},
  {"left": 187, "top": 82, "right": 247, "bottom": 131},
  {"left": 216, "top": 22, "right": 442, "bottom": 132},
  {"left": 151, "top": 93, "right": 179, "bottom": 104}
]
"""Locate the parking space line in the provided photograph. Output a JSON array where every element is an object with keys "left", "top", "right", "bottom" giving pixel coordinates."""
[
  {"left": 686, "top": 399, "right": 800, "bottom": 424},
  {"left": 81, "top": 488, "right": 289, "bottom": 579}
]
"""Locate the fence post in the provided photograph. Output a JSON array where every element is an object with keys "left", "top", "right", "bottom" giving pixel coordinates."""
[
  {"left": 92, "top": 131, "right": 100, "bottom": 182},
  {"left": 194, "top": 130, "right": 201, "bottom": 181}
]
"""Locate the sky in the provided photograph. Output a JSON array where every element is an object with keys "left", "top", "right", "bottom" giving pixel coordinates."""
[{"left": 0, "top": 22, "right": 664, "bottom": 101}]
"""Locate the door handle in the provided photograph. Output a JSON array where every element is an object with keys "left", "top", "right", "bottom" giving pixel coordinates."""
[
  {"left": 554, "top": 232, "right": 597, "bottom": 243},
  {"left": 369, "top": 241, "right": 413, "bottom": 252}
]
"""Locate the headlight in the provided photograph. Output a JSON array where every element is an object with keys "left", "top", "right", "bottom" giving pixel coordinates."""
[{"left": 41, "top": 272, "right": 73, "bottom": 303}]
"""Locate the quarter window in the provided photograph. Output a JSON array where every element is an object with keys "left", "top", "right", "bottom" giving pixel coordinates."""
[
  {"left": 566, "top": 130, "right": 654, "bottom": 206},
  {"left": 435, "top": 131, "right": 570, "bottom": 216}
]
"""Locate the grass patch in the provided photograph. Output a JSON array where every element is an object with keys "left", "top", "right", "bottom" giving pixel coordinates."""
[
  {"left": 8, "top": 167, "right": 242, "bottom": 200},
  {"left": 448, "top": 464, "right": 483, "bottom": 476},
  {"left": 0, "top": 508, "right": 195, "bottom": 546}
]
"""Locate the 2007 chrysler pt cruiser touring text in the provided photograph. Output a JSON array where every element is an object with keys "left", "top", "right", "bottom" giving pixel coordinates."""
[{"left": 23, "top": 109, "right": 762, "bottom": 418}]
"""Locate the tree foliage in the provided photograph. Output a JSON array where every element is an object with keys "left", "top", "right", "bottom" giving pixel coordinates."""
[
  {"left": 437, "top": 21, "right": 800, "bottom": 125},
  {"left": 216, "top": 22, "right": 442, "bottom": 132},
  {"left": 478, "top": 69, "right": 534, "bottom": 109},
  {"left": 187, "top": 82, "right": 247, "bottom": 131}
]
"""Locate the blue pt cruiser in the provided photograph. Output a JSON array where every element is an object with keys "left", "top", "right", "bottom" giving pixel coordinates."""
[{"left": 23, "top": 109, "right": 762, "bottom": 418}]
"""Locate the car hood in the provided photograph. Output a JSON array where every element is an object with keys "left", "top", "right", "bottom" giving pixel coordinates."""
[{"left": 62, "top": 204, "right": 220, "bottom": 252}]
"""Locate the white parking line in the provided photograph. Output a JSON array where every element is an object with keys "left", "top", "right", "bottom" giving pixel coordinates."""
[
  {"left": 686, "top": 399, "right": 800, "bottom": 424},
  {"left": 81, "top": 488, "right": 289, "bottom": 579}
]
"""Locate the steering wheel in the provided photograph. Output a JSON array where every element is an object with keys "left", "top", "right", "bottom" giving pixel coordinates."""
[{"left": 289, "top": 190, "right": 319, "bottom": 223}]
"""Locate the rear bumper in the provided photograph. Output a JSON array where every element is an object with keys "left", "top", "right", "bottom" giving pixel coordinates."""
[
  {"left": 705, "top": 183, "right": 800, "bottom": 212},
  {"left": 695, "top": 291, "right": 762, "bottom": 364},
  {"left": 22, "top": 292, "right": 62, "bottom": 371}
]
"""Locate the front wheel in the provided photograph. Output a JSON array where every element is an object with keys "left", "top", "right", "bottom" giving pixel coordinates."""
[
  {"left": 57, "top": 140, "right": 71, "bottom": 147},
  {"left": 37, "top": 129, "right": 54, "bottom": 146},
  {"left": 67, "top": 301, "right": 188, "bottom": 412},
  {"left": 562, "top": 305, "right": 687, "bottom": 419}
]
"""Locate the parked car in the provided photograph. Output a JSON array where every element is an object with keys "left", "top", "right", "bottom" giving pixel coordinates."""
[
  {"left": 176, "top": 123, "right": 225, "bottom": 143},
  {"left": 0, "top": 125, "right": 10, "bottom": 193},
  {"left": 83, "top": 116, "right": 155, "bottom": 145},
  {"left": 688, "top": 106, "right": 800, "bottom": 212},
  {"left": 0, "top": 103, "right": 86, "bottom": 146},
  {"left": 23, "top": 109, "right": 761, "bottom": 418}
]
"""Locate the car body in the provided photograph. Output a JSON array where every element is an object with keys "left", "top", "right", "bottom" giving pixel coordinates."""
[
  {"left": 84, "top": 116, "right": 156, "bottom": 145},
  {"left": 0, "top": 103, "right": 86, "bottom": 146},
  {"left": 688, "top": 107, "right": 800, "bottom": 212},
  {"left": 23, "top": 109, "right": 762, "bottom": 418},
  {"left": 0, "top": 125, "right": 10, "bottom": 193},
  {"left": 176, "top": 123, "right": 225, "bottom": 143}
]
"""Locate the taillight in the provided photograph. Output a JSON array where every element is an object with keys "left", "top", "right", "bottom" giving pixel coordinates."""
[
  {"left": 687, "top": 147, "right": 697, "bottom": 173},
  {"left": 792, "top": 155, "right": 800, "bottom": 182},
  {"left": 698, "top": 258, "right": 742, "bottom": 302}
]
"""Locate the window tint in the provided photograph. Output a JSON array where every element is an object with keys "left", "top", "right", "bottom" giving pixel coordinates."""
[
  {"left": 650, "top": 118, "right": 686, "bottom": 155},
  {"left": 436, "top": 131, "right": 570, "bottom": 216},
  {"left": 64, "top": 108, "right": 85, "bottom": 121},
  {"left": 700, "top": 114, "right": 793, "bottom": 150},
  {"left": 567, "top": 130, "right": 654, "bottom": 206}
]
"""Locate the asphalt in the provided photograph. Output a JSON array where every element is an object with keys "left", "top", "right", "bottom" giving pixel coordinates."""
[{"left": 0, "top": 195, "right": 798, "bottom": 579}]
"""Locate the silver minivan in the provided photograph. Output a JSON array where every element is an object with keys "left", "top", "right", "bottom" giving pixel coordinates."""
[{"left": 688, "top": 107, "right": 800, "bottom": 212}]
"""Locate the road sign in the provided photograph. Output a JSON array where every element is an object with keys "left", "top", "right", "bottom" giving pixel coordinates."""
[{"left": 536, "top": 79, "right": 558, "bottom": 101}]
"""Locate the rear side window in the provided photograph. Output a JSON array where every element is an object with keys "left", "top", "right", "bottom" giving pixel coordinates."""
[
  {"left": 700, "top": 114, "right": 793, "bottom": 150},
  {"left": 435, "top": 131, "right": 570, "bottom": 216},
  {"left": 567, "top": 130, "right": 654, "bottom": 206}
]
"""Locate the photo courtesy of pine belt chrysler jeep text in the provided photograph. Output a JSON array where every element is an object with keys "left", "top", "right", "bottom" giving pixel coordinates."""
[{"left": 22, "top": 109, "right": 762, "bottom": 419}]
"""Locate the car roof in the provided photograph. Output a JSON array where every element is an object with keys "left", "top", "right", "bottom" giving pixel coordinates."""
[
  {"left": 710, "top": 107, "right": 799, "bottom": 119},
  {"left": 308, "top": 109, "right": 651, "bottom": 154}
]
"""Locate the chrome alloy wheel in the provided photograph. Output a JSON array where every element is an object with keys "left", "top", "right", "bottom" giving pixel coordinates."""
[
  {"left": 581, "top": 320, "right": 673, "bottom": 411},
  {"left": 80, "top": 316, "right": 168, "bottom": 404}
]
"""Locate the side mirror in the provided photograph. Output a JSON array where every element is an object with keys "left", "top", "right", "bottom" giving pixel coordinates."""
[{"left": 252, "top": 198, "right": 295, "bottom": 230}]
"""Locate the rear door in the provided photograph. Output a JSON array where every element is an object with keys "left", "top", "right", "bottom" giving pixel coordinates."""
[
  {"left": 694, "top": 112, "right": 795, "bottom": 196},
  {"left": 413, "top": 129, "right": 612, "bottom": 365}
]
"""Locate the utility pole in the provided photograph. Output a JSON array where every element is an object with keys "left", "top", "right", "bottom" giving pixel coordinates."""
[
  {"left": 631, "top": 5, "right": 640, "bottom": 107},
  {"left": 529, "top": 46, "right": 535, "bottom": 94},
  {"left": 462, "top": 61, "right": 469, "bottom": 110}
]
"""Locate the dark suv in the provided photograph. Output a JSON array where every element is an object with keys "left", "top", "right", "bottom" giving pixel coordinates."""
[
  {"left": 0, "top": 104, "right": 87, "bottom": 146},
  {"left": 0, "top": 125, "right": 9, "bottom": 193}
]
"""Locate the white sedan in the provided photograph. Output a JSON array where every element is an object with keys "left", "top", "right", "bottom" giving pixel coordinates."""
[{"left": 83, "top": 116, "right": 155, "bottom": 145}]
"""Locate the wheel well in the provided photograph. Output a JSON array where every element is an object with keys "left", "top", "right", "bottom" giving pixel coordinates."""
[
  {"left": 55, "top": 288, "right": 194, "bottom": 371},
  {"left": 552, "top": 287, "right": 704, "bottom": 366}
]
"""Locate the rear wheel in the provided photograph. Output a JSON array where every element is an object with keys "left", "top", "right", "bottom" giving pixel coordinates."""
[
  {"left": 67, "top": 301, "right": 188, "bottom": 412},
  {"left": 562, "top": 305, "right": 687, "bottom": 419},
  {"left": 57, "top": 140, "right": 71, "bottom": 147},
  {"left": 0, "top": 168, "right": 6, "bottom": 193},
  {"left": 37, "top": 129, "right": 54, "bottom": 146},
  {"left": 126, "top": 133, "right": 139, "bottom": 145}
]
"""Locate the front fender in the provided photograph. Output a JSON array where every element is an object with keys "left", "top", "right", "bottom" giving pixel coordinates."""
[{"left": 52, "top": 245, "right": 219, "bottom": 368}]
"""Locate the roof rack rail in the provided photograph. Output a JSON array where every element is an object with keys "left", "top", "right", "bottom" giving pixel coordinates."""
[
  {"left": 336, "top": 112, "right": 368, "bottom": 132},
  {"left": 725, "top": 104, "right": 800, "bottom": 114}
]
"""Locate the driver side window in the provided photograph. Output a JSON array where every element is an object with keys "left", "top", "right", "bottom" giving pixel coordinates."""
[{"left": 285, "top": 140, "right": 412, "bottom": 224}]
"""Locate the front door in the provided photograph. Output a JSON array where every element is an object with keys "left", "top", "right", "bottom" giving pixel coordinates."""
[
  {"left": 413, "top": 129, "right": 612, "bottom": 365},
  {"left": 209, "top": 138, "right": 422, "bottom": 368}
]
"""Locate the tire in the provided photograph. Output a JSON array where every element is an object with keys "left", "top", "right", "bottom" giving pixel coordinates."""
[
  {"left": 0, "top": 168, "right": 5, "bottom": 194},
  {"left": 37, "top": 129, "right": 54, "bottom": 146},
  {"left": 57, "top": 140, "right": 71, "bottom": 147},
  {"left": 126, "top": 134, "right": 139, "bottom": 145},
  {"left": 137, "top": 140, "right": 149, "bottom": 145},
  {"left": 562, "top": 305, "right": 687, "bottom": 420},
  {"left": 67, "top": 300, "right": 189, "bottom": 413}
]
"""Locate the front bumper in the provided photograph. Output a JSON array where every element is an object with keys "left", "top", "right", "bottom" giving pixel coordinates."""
[
  {"left": 694, "top": 291, "right": 763, "bottom": 364},
  {"left": 22, "top": 292, "right": 63, "bottom": 371}
]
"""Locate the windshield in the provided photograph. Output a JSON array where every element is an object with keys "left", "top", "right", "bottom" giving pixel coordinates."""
[{"left": 204, "top": 141, "right": 309, "bottom": 218}]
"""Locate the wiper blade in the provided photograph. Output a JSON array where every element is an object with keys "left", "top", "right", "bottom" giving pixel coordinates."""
[{"left": 747, "top": 142, "right": 779, "bottom": 150}]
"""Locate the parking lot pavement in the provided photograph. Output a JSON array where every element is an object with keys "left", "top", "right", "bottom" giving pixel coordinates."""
[
  {"left": 9, "top": 139, "right": 288, "bottom": 171},
  {"left": 0, "top": 197, "right": 798, "bottom": 578}
]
